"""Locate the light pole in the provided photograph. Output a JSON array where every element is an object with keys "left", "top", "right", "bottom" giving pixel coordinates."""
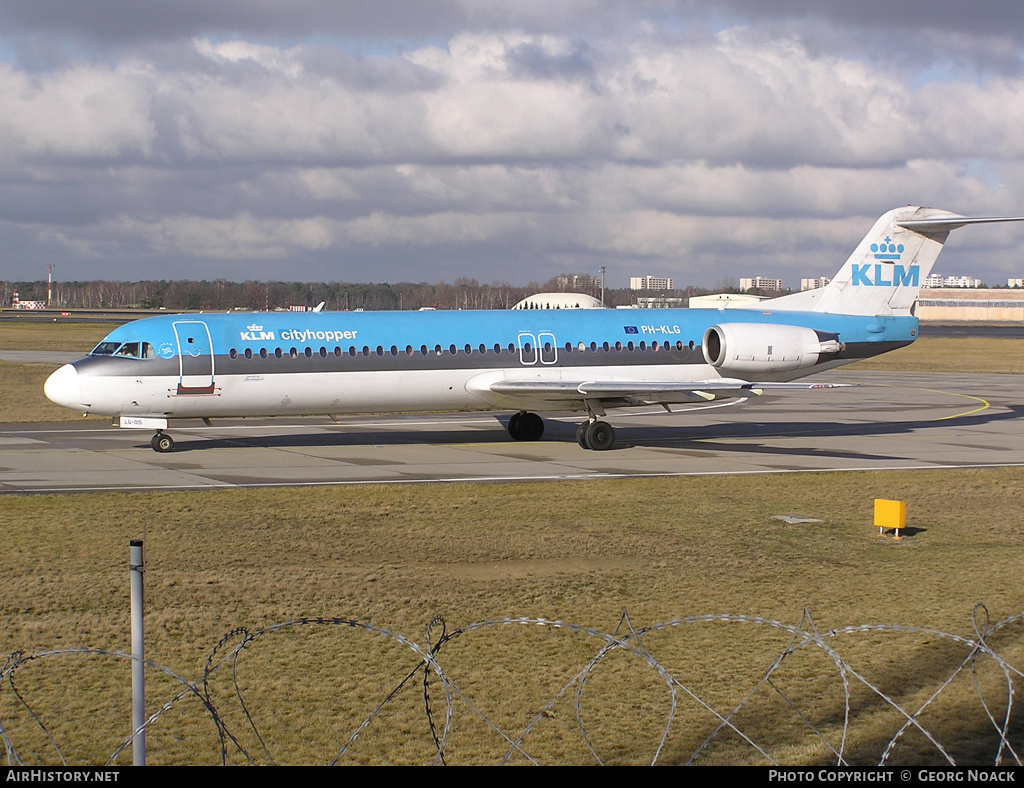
[{"left": 599, "top": 266, "right": 606, "bottom": 306}]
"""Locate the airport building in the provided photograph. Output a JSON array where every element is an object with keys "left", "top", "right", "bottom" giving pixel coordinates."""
[
  {"left": 915, "top": 288, "right": 1024, "bottom": 321},
  {"left": 801, "top": 277, "right": 831, "bottom": 291},
  {"left": 923, "top": 273, "right": 984, "bottom": 288},
  {"left": 629, "top": 276, "right": 674, "bottom": 291},
  {"left": 739, "top": 276, "right": 784, "bottom": 293}
]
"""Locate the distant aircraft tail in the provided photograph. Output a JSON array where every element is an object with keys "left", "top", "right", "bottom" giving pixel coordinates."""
[{"left": 765, "top": 207, "right": 1024, "bottom": 316}]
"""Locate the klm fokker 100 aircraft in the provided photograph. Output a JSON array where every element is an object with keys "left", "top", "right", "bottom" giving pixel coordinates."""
[{"left": 44, "top": 207, "right": 1024, "bottom": 452}]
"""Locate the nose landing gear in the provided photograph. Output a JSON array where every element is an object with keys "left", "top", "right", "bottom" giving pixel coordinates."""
[{"left": 150, "top": 431, "right": 174, "bottom": 453}]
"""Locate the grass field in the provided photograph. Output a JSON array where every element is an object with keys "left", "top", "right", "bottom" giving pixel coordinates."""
[{"left": 1, "top": 321, "right": 1023, "bottom": 765}]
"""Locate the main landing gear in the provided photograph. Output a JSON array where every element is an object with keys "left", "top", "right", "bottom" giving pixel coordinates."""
[
  {"left": 576, "top": 419, "right": 615, "bottom": 451},
  {"left": 150, "top": 431, "right": 174, "bottom": 453},
  {"left": 507, "top": 410, "right": 544, "bottom": 441},
  {"left": 506, "top": 411, "right": 617, "bottom": 451}
]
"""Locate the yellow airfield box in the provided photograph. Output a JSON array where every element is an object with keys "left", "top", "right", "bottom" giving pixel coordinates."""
[{"left": 874, "top": 499, "right": 907, "bottom": 530}]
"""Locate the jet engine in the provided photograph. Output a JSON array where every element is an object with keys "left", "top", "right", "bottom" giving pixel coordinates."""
[{"left": 702, "top": 323, "right": 843, "bottom": 374}]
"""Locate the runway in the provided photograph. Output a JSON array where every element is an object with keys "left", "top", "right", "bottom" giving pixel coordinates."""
[{"left": 2, "top": 370, "right": 1023, "bottom": 493}]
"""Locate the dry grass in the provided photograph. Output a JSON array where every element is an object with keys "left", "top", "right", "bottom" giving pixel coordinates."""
[
  {"left": 0, "top": 321, "right": 117, "bottom": 353},
  {"left": 848, "top": 336, "right": 1024, "bottom": 373},
  {"left": 0, "top": 362, "right": 107, "bottom": 422},
  {"left": 1, "top": 471, "right": 1022, "bottom": 765}
]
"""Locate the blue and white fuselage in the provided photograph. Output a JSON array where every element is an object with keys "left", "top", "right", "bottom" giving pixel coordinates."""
[{"left": 42, "top": 207, "right": 1024, "bottom": 451}]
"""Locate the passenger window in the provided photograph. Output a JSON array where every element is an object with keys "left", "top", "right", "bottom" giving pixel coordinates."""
[
  {"left": 229, "top": 349, "right": 238, "bottom": 359},
  {"left": 304, "top": 347, "right": 313, "bottom": 358},
  {"left": 244, "top": 348, "right": 253, "bottom": 359},
  {"left": 319, "top": 347, "right": 327, "bottom": 357},
  {"left": 449, "top": 344, "right": 457, "bottom": 354},
  {"left": 275, "top": 348, "right": 283, "bottom": 358},
  {"left": 290, "top": 348, "right": 298, "bottom": 358},
  {"left": 260, "top": 348, "right": 268, "bottom": 359}
]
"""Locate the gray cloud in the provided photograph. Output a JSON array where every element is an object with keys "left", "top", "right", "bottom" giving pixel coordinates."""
[{"left": 0, "top": 2, "right": 1022, "bottom": 288}]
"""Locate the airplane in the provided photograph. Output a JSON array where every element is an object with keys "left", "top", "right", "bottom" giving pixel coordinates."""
[{"left": 44, "top": 206, "right": 1024, "bottom": 453}]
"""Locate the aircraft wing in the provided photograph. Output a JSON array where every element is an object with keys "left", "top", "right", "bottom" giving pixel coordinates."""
[{"left": 488, "top": 378, "right": 847, "bottom": 404}]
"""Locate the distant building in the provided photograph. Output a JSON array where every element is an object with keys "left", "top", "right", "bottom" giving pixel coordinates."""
[
  {"left": 739, "top": 276, "right": 783, "bottom": 293},
  {"left": 12, "top": 291, "right": 46, "bottom": 310},
  {"left": 923, "top": 274, "right": 983, "bottom": 289},
  {"left": 629, "top": 276, "right": 674, "bottom": 291},
  {"left": 688, "top": 293, "right": 766, "bottom": 308},
  {"left": 917, "top": 288, "right": 1024, "bottom": 321},
  {"left": 512, "top": 293, "right": 605, "bottom": 310},
  {"left": 801, "top": 277, "right": 831, "bottom": 291},
  {"left": 1009, "top": 279, "right": 1024, "bottom": 288},
  {"left": 634, "top": 297, "right": 685, "bottom": 308},
  {"left": 556, "top": 274, "right": 599, "bottom": 291}
]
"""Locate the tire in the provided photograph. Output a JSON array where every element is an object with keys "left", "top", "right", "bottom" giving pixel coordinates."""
[
  {"left": 507, "top": 412, "right": 522, "bottom": 440},
  {"left": 519, "top": 412, "right": 544, "bottom": 441},
  {"left": 576, "top": 421, "right": 591, "bottom": 449},
  {"left": 586, "top": 421, "right": 615, "bottom": 451},
  {"left": 151, "top": 433, "right": 174, "bottom": 453}
]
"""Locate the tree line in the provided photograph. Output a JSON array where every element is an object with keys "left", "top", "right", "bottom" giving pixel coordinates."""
[{"left": 3, "top": 275, "right": 734, "bottom": 312}]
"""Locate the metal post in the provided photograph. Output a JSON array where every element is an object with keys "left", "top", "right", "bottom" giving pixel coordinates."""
[
  {"left": 599, "top": 266, "right": 606, "bottom": 306},
  {"left": 130, "top": 540, "right": 146, "bottom": 766}
]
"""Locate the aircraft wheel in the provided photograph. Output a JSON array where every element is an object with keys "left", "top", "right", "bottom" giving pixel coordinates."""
[
  {"left": 519, "top": 412, "right": 544, "bottom": 441},
  {"left": 585, "top": 421, "right": 615, "bottom": 451},
  {"left": 507, "top": 412, "right": 523, "bottom": 440},
  {"left": 576, "top": 421, "right": 591, "bottom": 449},
  {"left": 151, "top": 432, "right": 174, "bottom": 453}
]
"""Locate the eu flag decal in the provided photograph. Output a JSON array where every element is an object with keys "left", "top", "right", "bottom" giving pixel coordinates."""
[{"left": 624, "top": 326, "right": 639, "bottom": 334}]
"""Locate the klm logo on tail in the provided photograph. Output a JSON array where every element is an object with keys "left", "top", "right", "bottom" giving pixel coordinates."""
[{"left": 851, "top": 237, "right": 919, "bottom": 287}]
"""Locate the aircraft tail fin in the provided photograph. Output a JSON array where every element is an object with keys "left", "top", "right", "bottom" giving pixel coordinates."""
[{"left": 765, "top": 207, "right": 1024, "bottom": 316}]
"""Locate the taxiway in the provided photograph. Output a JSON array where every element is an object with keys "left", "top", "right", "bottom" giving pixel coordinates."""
[{"left": 1, "top": 371, "right": 1021, "bottom": 493}]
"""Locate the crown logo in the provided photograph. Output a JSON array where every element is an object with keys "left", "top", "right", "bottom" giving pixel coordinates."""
[
  {"left": 871, "top": 237, "right": 904, "bottom": 261},
  {"left": 247, "top": 323, "right": 264, "bottom": 332}
]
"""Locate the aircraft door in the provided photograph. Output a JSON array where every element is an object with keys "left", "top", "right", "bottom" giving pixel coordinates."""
[
  {"left": 173, "top": 320, "right": 215, "bottom": 393},
  {"left": 539, "top": 332, "right": 557, "bottom": 365},
  {"left": 517, "top": 333, "right": 537, "bottom": 366}
]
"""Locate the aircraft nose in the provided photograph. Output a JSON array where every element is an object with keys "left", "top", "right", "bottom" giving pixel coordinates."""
[{"left": 44, "top": 364, "right": 82, "bottom": 409}]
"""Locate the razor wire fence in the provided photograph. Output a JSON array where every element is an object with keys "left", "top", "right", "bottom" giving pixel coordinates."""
[{"left": 1, "top": 605, "right": 1022, "bottom": 766}]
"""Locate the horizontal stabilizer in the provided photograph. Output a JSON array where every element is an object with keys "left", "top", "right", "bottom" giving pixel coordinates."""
[{"left": 897, "top": 214, "right": 1024, "bottom": 234}]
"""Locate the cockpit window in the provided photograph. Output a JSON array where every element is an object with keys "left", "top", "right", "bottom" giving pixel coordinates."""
[
  {"left": 91, "top": 341, "right": 155, "bottom": 359},
  {"left": 91, "top": 341, "right": 121, "bottom": 356}
]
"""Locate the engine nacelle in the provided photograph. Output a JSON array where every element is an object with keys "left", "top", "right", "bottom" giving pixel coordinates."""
[{"left": 702, "top": 323, "right": 842, "bottom": 374}]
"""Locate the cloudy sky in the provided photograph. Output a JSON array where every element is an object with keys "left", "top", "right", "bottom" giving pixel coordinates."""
[{"left": 1, "top": 1, "right": 1023, "bottom": 289}]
